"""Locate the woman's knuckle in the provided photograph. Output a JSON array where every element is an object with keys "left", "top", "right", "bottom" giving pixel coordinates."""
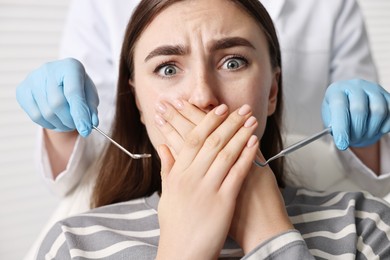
[
  {"left": 185, "top": 132, "right": 201, "bottom": 148},
  {"left": 204, "top": 134, "right": 221, "bottom": 149}
]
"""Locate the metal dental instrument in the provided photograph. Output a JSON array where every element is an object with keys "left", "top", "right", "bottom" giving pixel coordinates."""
[
  {"left": 254, "top": 127, "right": 332, "bottom": 167},
  {"left": 92, "top": 125, "right": 151, "bottom": 159}
]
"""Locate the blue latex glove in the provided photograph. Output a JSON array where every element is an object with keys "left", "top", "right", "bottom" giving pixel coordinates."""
[
  {"left": 322, "top": 79, "right": 390, "bottom": 150},
  {"left": 16, "top": 58, "right": 99, "bottom": 137}
]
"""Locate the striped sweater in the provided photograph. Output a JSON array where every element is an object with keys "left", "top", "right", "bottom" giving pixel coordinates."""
[{"left": 37, "top": 186, "right": 390, "bottom": 259}]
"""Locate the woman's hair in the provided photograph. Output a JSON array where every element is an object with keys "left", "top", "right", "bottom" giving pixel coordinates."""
[{"left": 92, "top": 0, "right": 284, "bottom": 208}]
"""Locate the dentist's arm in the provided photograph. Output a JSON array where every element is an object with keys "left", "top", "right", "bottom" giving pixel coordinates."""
[
  {"left": 16, "top": 58, "right": 99, "bottom": 178},
  {"left": 322, "top": 79, "right": 390, "bottom": 174}
]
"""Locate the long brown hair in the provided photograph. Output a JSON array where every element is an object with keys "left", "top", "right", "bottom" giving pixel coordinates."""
[{"left": 92, "top": 0, "right": 284, "bottom": 208}]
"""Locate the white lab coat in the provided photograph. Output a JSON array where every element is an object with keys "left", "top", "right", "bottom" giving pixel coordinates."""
[{"left": 27, "top": 0, "right": 390, "bottom": 259}]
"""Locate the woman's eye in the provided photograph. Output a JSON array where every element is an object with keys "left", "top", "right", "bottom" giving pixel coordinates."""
[
  {"left": 221, "top": 57, "right": 247, "bottom": 71},
  {"left": 156, "top": 64, "right": 178, "bottom": 77}
]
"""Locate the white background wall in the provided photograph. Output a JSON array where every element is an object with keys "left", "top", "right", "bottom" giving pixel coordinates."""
[
  {"left": 0, "top": 1, "right": 68, "bottom": 259},
  {"left": 0, "top": 0, "right": 389, "bottom": 259}
]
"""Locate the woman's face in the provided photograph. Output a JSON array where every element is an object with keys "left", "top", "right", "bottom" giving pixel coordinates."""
[{"left": 131, "top": 0, "right": 279, "bottom": 148}]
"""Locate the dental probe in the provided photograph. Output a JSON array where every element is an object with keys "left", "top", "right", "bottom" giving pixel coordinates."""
[
  {"left": 92, "top": 126, "right": 151, "bottom": 159},
  {"left": 254, "top": 127, "right": 332, "bottom": 167}
]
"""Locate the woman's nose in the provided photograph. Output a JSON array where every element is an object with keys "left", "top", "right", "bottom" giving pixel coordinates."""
[{"left": 188, "top": 74, "right": 219, "bottom": 112}]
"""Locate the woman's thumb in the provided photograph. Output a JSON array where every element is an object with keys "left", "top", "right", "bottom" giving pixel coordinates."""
[{"left": 157, "top": 144, "right": 175, "bottom": 181}]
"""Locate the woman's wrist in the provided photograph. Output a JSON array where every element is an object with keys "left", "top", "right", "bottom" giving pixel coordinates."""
[
  {"left": 232, "top": 166, "right": 294, "bottom": 253},
  {"left": 240, "top": 210, "right": 293, "bottom": 253},
  {"left": 238, "top": 192, "right": 293, "bottom": 253}
]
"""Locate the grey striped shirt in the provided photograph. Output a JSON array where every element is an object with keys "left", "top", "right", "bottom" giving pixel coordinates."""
[{"left": 37, "top": 187, "right": 390, "bottom": 259}]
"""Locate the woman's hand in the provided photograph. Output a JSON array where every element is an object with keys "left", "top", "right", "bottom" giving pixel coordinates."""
[
  {"left": 154, "top": 100, "right": 206, "bottom": 158},
  {"left": 156, "top": 103, "right": 259, "bottom": 260},
  {"left": 229, "top": 153, "right": 294, "bottom": 253}
]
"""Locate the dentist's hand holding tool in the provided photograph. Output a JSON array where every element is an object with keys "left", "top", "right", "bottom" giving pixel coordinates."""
[
  {"left": 322, "top": 79, "right": 390, "bottom": 150},
  {"left": 16, "top": 58, "right": 99, "bottom": 137}
]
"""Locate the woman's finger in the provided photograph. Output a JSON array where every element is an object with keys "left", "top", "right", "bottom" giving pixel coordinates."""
[
  {"left": 170, "top": 104, "right": 229, "bottom": 172},
  {"left": 191, "top": 106, "right": 255, "bottom": 179},
  {"left": 157, "top": 144, "right": 175, "bottom": 183},
  {"left": 221, "top": 135, "right": 259, "bottom": 198},
  {"left": 155, "top": 114, "right": 184, "bottom": 155},
  {"left": 156, "top": 101, "right": 195, "bottom": 139},
  {"left": 202, "top": 115, "right": 257, "bottom": 189},
  {"left": 174, "top": 99, "right": 207, "bottom": 126},
  {"left": 156, "top": 101, "right": 196, "bottom": 153}
]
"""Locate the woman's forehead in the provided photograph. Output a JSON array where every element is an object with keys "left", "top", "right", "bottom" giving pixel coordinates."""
[{"left": 136, "top": 0, "right": 265, "bottom": 53}]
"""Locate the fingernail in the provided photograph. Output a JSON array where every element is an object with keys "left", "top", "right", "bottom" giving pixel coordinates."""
[
  {"left": 155, "top": 114, "right": 166, "bottom": 126},
  {"left": 173, "top": 99, "right": 184, "bottom": 110},
  {"left": 247, "top": 135, "right": 258, "bottom": 147},
  {"left": 156, "top": 102, "right": 167, "bottom": 114},
  {"left": 244, "top": 116, "right": 257, "bottom": 128},
  {"left": 215, "top": 104, "right": 228, "bottom": 116},
  {"left": 238, "top": 104, "right": 251, "bottom": 116}
]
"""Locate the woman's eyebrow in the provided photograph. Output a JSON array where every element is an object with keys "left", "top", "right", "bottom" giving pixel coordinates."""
[
  {"left": 145, "top": 45, "right": 188, "bottom": 62},
  {"left": 144, "top": 37, "right": 254, "bottom": 62},
  {"left": 211, "top": 37, "right": 256, "bottom": 51}
]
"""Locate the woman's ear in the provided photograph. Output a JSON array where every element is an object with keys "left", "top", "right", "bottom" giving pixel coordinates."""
[
  {"left": 267, "top": 68, "right": 280, "bottom": 116},
  {"left": 129, "top": 79, "right": 145, "bottom": 124}
]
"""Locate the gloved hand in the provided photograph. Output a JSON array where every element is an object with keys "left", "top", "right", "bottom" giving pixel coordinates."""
[
  {"left": 322, "top": 79, "right": 390, "bottom": 150},
  {"left": 16, "top": 58, "right": 99, "bottom": 137}
]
